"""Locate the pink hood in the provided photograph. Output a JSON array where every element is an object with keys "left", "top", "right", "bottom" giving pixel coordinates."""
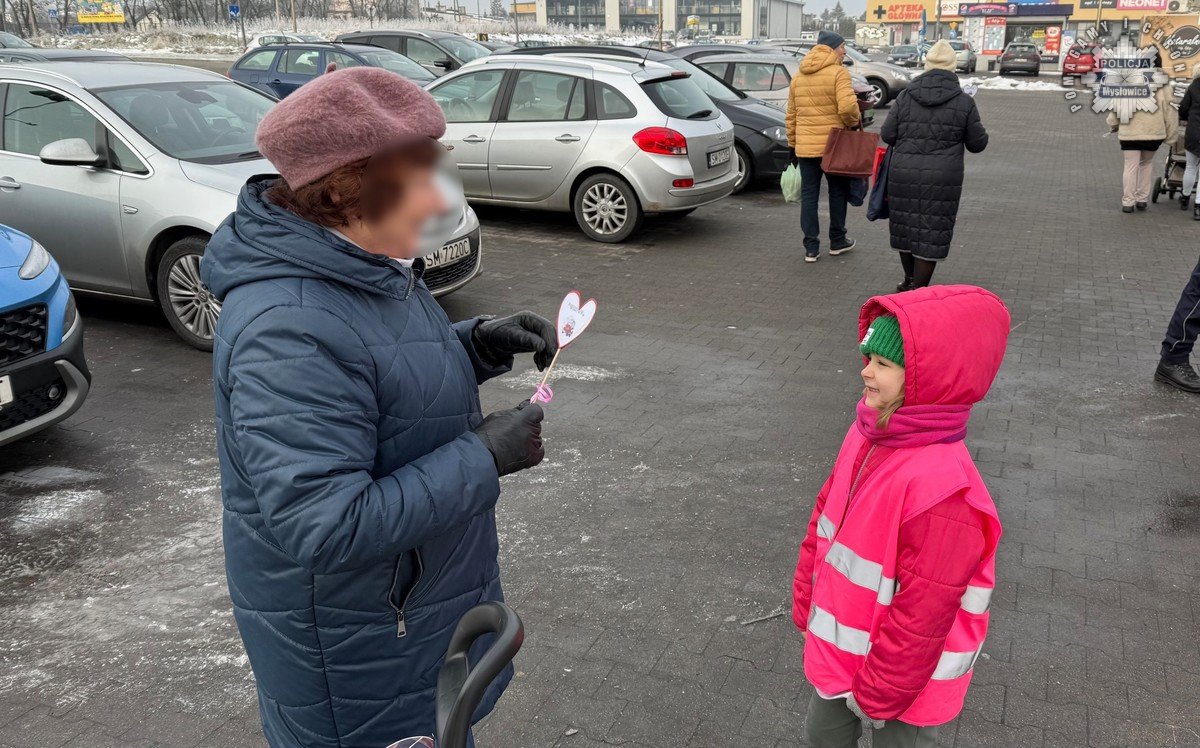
[{"left": 859, "top": 285, "right": 1011, "bottom": 409}]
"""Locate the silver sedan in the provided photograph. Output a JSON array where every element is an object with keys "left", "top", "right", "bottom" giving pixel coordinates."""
[{"left": 0, "top": 61, "right": 481, "bottom": 350}]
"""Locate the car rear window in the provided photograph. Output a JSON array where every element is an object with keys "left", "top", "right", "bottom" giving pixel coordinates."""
[
  {"left": 641, "top": 74, "right": 718, "bottom": 120},
  {"left": 1009, "top": 44, "right": 1037, "bottom": 52},
  {"left": 237, "top": 50, "right": 277, "bottom": 71}
]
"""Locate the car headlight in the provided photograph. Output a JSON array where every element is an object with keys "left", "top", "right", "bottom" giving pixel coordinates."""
[
  {"left": 62, "top": 292, "right": 78, "bottom": 332},
  {"left": 762, "top": 125, "right": 788, "bottom": 142},
  {"left": 19, "top": 240, "right": 50, "bottom": 280}
]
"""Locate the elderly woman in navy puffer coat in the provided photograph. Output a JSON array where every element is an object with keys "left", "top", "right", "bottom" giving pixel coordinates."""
[
  {"left": 201, "top": 68, "right": 556, "bottom": 747},
  {"left": 881, "top": 39, "right": 988, "bottom": 291}
]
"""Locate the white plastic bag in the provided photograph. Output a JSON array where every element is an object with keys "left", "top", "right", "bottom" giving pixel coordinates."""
[{"left": 780, "top": 163, "right": 802, "bottom": 203}]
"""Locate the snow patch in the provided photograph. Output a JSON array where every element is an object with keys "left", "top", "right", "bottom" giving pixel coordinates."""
[
  {"left": 506, "top": 364, "right": 627, "bottom": 388},
  {"left": 958, "top": 75, "right": 1072, "bottom": 92},
  {"left": 7, "top": 489, "right": 106, "bottom": 531}
]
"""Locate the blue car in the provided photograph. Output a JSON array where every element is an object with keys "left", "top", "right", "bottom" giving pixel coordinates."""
[
  {"left": 228, "top": 42, "right": 436, "bottom": 99},
  {"left": 0, "top": 225, "right": 90, "bottom": 446}
]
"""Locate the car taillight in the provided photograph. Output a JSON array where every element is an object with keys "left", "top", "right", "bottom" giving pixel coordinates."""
[
  {"left": 633, "top": 127, "right": 688, "bottom": 156},
  {"left": 672, "top": 178, "right": 694, "bottom": 188}
]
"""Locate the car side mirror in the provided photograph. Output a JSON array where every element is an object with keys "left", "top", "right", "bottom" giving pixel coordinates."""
[
  {"left": 842, "top": 58, "right": 854, "bottom": 66},
  {"left": 435, "top": 59, "right": 453, "bottom": 69},
  {"left": 39, "top": 138, "right": 104, "bottom": 167}
]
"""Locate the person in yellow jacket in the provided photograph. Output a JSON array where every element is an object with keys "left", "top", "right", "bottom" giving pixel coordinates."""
[{"left": 786, "top": 29, "right": 862, "bottom": 262}]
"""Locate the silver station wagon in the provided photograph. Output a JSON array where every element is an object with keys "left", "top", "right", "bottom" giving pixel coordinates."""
[
  {"left": 428, "top": 54, "right": 740, "bottom": 243},
  {"left": 0, "top": 61, "right": 482, "bottom": 350}
]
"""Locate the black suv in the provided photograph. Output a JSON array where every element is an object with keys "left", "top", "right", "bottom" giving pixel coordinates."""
[
  {"left": 510, "top": 45, "right": 792, "bottom": 193},
  {"left": 333, "top": 29, "right": 491, "bottom": 76}
]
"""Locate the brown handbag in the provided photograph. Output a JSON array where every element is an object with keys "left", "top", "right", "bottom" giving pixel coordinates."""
[{"left": 820, "top": 126, "right": 880, "bottom": 178}]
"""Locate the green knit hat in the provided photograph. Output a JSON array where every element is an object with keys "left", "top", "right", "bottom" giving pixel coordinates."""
[{"left": 860, "top": 315, "right": 905, "bottom": 366}]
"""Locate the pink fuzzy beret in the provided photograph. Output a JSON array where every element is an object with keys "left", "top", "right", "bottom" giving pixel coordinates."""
[{"left": 255, "top": 67, "right": 447, "bottom": 189}]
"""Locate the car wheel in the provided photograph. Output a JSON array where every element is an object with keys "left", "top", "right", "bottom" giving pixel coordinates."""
[
  {"left": 574, "top": 173, "right": 643, "bottom": 243},
  {"left": 866, "top": 78, "right": 888, "bottom": 107},
  {"left": 156, "top": 235, "right": 220, "bottom": 351},
  {"left": 732, "top": 143, "right": 754, "bottom": 194}
]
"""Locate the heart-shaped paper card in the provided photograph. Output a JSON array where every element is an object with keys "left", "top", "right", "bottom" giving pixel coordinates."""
[{"left": 557, "top": 290, "right": 597, "bottom": 348}]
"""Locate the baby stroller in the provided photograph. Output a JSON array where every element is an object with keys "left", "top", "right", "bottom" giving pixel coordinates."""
[
  {"left": 387, "top": 602, "right": 525, "bottom": 748},
  {"left": 1151, "top": 132, "right": 1188, "bottom": 206}
]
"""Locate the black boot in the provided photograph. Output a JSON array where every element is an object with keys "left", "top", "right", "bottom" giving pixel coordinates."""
[
  {"left": 1155, "top": 360, "right": 1200, "bottom": 393},
  {"left": 1122, "top": 205, "right": 1135, "bottom": 213},
  {"left": 1181, "top": 193, "right": 1190, "bottom": 210},
  {"left": 1136, "top": 201, "right": 1148, "bottom": 211},
  {"left": 1193, "top": 202, "right": 1200, "bottom": 221},
  {"left": 897, "top": 277, "right": 913, "bottom": 293}
]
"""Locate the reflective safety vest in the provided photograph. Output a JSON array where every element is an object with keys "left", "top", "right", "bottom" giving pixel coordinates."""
[{"left": 802, "top": 429, "right": 1002, "bottom": 726}]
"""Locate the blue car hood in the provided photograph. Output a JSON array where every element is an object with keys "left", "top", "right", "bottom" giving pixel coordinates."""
[{"left": 0, "top": 224, "right": 32, "bottom": 269}]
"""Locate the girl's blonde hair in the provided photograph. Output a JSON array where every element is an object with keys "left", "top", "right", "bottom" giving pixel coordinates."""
[{"left": 876, "top": 396, "right": 904, "bottom": 430}]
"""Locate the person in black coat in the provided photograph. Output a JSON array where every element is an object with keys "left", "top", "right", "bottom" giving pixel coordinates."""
[
  {"left": 1178, "top": 67, "right": 1200, "bottom": 219},
  {"left": 880, "top": 40, "right": 988, "bottom": 291}
]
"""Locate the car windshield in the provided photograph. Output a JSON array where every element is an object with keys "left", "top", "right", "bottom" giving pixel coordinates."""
[
  {"left": 94, "top": 81, "right": 274, "bottom": 164},
  {"left": 845, "top": 47, "right": 869, "bottom": 63},
  {"left": 0, "top": 32, "right": 33, "bottom": 48},
  {"left": 658, "top": 57, "right": 743, "bottom": 101},
  {"left": 894, "top": 46, "right": 915, "bottom": 53},
  {"left": 440, "top": 37, "right": 490, "bottom": 62},
  {"left": 358, "top": 49, "right": 433, "bottom": 78}
]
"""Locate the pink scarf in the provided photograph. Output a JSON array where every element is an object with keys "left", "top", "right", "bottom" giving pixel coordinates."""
[{"left": 855, "top": 399, "right": 971, "bottom": 448}]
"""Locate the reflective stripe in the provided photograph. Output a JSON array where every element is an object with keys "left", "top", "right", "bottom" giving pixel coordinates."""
[
  {"left": 817, "top": 514, "right": 836, "bottom": 540},
  {"left": 823, "top": 541, "right": 896, "bottom": 606},
  {"left": 808, "top": 605, "right": 871, "bottom": 656},
  {"left": 960, "top": 585, "right": 993, "bottom": 615},
  {"left": 931, "top": 647, "right": 981, "bottom": 680}
]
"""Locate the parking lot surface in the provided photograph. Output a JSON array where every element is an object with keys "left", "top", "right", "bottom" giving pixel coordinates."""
[{"left": 2, "top": 89, "right": 1199, "bottom": 747}]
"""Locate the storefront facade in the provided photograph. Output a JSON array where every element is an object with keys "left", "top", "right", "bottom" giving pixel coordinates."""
[{"left": 868, "top": 0, "right": 1198, "bottom": 61}]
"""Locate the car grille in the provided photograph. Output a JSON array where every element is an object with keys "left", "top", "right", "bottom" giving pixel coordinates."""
[
  {"left": 0, "top": 377, "right": 64, "bottom": 432},
  {"left": 0, "top": 304, "right": 48, "bottom": 367},
  {"left": 424, "top": 247, "right": 479, "bottom": 291}
]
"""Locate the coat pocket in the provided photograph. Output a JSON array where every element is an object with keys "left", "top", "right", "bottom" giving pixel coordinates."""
[{"left": 387, "top": 548, "right": 425, "bottom": 638}]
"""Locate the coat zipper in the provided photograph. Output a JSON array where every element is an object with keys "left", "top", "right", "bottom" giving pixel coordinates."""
[
  {"left": 838, "top": 445, "right": 876, "bottom": 533},
  {"left": 388, "top": 549, "right": 424, "bottom": 638}
]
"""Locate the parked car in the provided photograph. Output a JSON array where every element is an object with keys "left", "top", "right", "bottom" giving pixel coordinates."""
[
  {"left": 0, "top": 225, "right": 89, "bottom": 446},
  {"left": 672, "top": 43, "right": 768, "bottom": 63},
  {"left": 944, "top": 40, "right": 978, "bottom": 73},
  {"left": 333, "top": 29, "right": 491, "bottom": 75},
  {"left": 762, "top": 41, "right": 913, "bottom": 105},
  {"left": 999, "top": 41, "right": 1041, "bottom": 75},
  {"left": 511, "top": 45, "right": 791, "bottom": 194},
  {"left": 479, "top": 40, "right": 517, "bottom": 53},
  {"left": 245, "top": 32, "right": 326, "bottom": 51},
  {"left": 428, "top": 54, "right": 739, "bottom": 242},
  {"left": 1063, "top": 43, "right": 1097, "bottom": 76},
  {"left": 0, "top": 48, "right": 133, "bottom": 63},
  {"left": 696, "top": 53, "right": 877, "bottom": 125},
  {"left": 886, "top": 44, "right": 921, "bottom": 67},
  {"left": 229, "top": 42, "right": 435, "bottom": 97},
  {"left": 0, "top": 61, "right": 481, "bottom": 350},
  {"left": 0, "top": 32, "right": 33, "bottom": 49}
]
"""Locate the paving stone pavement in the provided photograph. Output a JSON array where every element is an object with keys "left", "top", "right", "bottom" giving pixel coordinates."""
[{"left": 1, "top": 89, "right": 1199, "bottom": 748}]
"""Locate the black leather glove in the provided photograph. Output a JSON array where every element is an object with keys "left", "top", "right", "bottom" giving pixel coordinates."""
[
  {"left": 472, "top": 401, "right": 545, "bottom": 476},
  {"left": 472, "top": 312, "right": 557, "bottom": 370}
]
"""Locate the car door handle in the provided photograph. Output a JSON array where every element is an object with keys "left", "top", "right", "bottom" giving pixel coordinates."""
[
  {"left": 463, "top": 135, "right": 486, "bottom": 144},
  {"left": 270, "top": 78, "right": 282, "bottom": 84},
  {"left": 0, "top": 177, "right": 20, "bottom": 190},
  {"left": 555, "top": 134, "right": 581, "bottom": 143}
]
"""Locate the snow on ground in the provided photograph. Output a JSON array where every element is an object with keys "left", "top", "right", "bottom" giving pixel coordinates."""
[
  {"left": 959, "top": 74, "right": 1074, "bottom": 92},
  {"left": 31, "top": 17, "right": 658, "bottom": 58}
]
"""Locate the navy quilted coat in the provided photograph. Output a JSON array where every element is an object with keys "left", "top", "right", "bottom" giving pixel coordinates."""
[
  {"left": 201, "top": 178, "right": 512, "bottom": 747},
  {"left": 880, "top": 69, "right": 988, "bottom": 261}
]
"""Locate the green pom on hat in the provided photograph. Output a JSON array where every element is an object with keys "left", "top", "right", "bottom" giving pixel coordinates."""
[{"left": 860, "top": 315, "right": 905, "bottom": 367}]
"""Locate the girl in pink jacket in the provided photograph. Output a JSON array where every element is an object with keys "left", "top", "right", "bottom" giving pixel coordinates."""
[{"left": 793, "top": 285, "right": 1009, "bottom": 747}]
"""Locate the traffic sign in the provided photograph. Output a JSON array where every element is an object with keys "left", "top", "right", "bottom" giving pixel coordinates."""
[{"left": 228, "top": 4, "right": 239, "bottom": 18}]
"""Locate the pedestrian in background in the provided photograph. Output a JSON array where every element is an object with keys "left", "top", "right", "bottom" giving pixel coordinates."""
[
  {"left": 201, "top": 68, "right": 554, "bottom": 747},
  {"left": 786, "top": 29, "right": 861, "bottom": 263},
  {"left": 1155, "top": 256, "right": 1200, "bottom": 393},
  {"left": 1108, "top": 58, "right": 1177, "bottom": 213},
  {"left": 880, "top": 40, "right": 988, "bottom": 292},
  {"left": 1177, "top": 63, "right": 1200, "bottom": 219},
  {"left": 793, "top": 285, "right": 1009, "bottom": 748}
]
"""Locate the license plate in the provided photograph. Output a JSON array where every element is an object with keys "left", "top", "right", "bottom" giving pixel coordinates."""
[
  {"left": 425, "top": 238, "right": 471, "bottom": 269},
  {"left": 0, "top": 376, "right": 11, "bottom": 408},
  {"left": 707, "top": 147, "right": 731, "bottom": 168}
]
